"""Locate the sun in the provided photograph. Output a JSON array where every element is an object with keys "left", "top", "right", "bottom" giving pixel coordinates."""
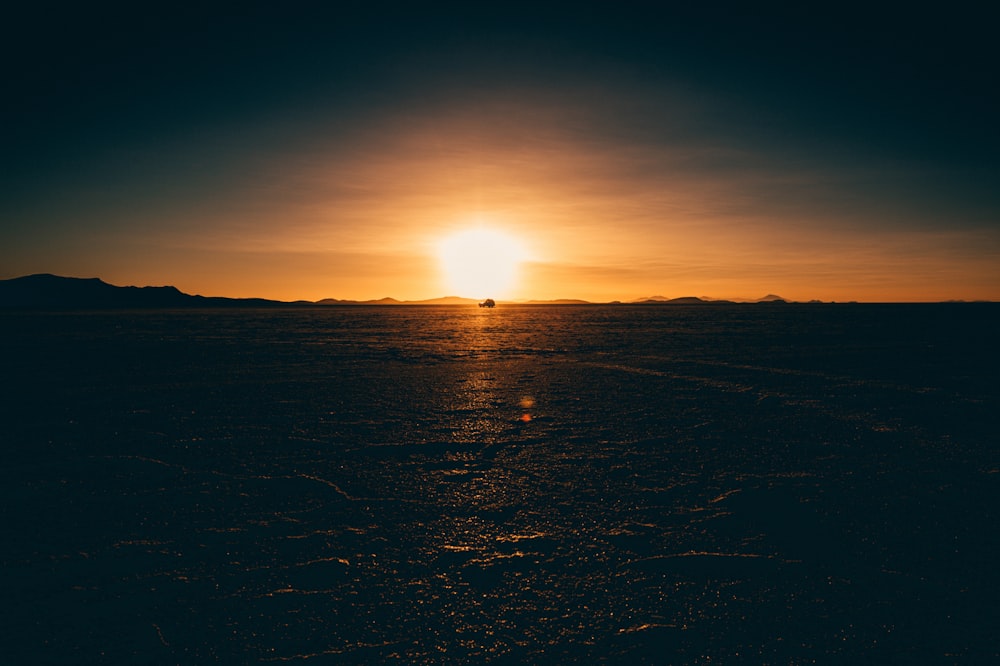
[{"left": 438, "top": 228, "right": 527, "bottom": 299}]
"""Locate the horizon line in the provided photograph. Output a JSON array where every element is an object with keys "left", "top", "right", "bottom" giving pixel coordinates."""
[{"left": 0, "top": 273, "right": 997, "bottom": 306}]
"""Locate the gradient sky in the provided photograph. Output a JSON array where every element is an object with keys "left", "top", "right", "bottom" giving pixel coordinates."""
[{"left": 3, "top": 4, "right": 998, "bottom": 302}]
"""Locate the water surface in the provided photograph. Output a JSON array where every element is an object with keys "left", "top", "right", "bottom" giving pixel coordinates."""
[{"left": 2, "top": 304, "right": 998, "bottom": 663}]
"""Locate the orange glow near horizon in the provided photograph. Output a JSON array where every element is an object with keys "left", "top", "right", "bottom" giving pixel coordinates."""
[{"left": 4, "top": 100, "right": 998, "bottom": 304}]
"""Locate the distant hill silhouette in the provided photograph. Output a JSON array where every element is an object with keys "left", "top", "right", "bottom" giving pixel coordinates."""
[
  {"left": 0, "top": 274, "right": 287, "bottom": 309},
  {"left": 632, "top": 294, "right": 788, "bottom": 304},
  {"left": 316, "top": 296, "right": 481, "bottom": 305},
  {"left": 523, "top": 299, "right": 591, "bottom": 304},
  {"left": 0, "top": 276, "right": 526, "bottom": 308},
  {"left": 632, "top": 296, "right": 736, "bottom": 305},
  {"left": 0, "top": 275, "right": 820, "bottom": 308}
]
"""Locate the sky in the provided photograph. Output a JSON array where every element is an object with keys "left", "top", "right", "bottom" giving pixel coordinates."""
[{"left": 2, "top": 3, "right": 998, "bottom": 302}]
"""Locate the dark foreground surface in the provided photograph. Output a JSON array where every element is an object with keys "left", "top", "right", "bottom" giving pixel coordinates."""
[{"left": 2, "top": 304, "right": 998, "bottom": 664}]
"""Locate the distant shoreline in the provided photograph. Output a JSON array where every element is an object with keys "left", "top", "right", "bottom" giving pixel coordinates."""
[{"left": 1, "top": 274, "right": 995, "bottom": 309}]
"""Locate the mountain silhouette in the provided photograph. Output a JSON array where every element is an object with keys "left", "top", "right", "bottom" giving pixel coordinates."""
[
  {"left": 0, "top": 275, "right": 808, "bottom": 308},
  {"left": 0, "top": 274, "right": 285, "bottom": 309},
  {"left": 315, "top": 296, "right": 481, "bottom": 305},
  {"left": 632, "top": 296, "right": 737, "bottom": 304}
]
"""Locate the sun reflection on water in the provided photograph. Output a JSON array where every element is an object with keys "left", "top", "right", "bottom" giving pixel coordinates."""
[{"left": 9, "top": 305, "right": 995, "bottom": 662}]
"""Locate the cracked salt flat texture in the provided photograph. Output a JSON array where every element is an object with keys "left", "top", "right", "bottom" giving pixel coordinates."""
[{"left": 1, "top": 304, "right": 998, "bottom": 663}]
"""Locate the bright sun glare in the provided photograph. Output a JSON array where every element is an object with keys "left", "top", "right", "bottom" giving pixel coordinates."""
[{"left": 438, "top": 228, "right": 526, "bottom": 299}]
